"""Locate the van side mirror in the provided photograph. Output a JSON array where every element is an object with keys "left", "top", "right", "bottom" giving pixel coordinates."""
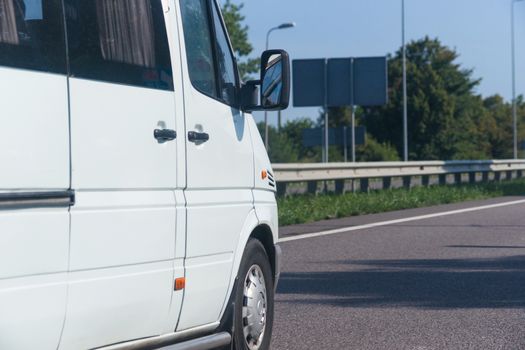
[
  {"left": 241, "top": 49, "right": 290, "bottom": 113},
  {"left": 260, "top": 50, "right": 290, "bottom": 110}
]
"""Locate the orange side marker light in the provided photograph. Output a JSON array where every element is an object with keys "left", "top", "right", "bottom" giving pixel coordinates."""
[
  {"left": 175, "top": 277, "right": 186, "bottom": 291},
  {"left": 261, "top": 170, "right": 268, "bottom": 180}
]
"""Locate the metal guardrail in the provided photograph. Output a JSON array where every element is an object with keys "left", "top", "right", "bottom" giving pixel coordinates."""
[{"left": 273, "top": 160, "right": 525, "bottom": 195}]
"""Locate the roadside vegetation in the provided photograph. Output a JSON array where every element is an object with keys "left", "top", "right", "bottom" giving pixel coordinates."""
[
  {"left": 259, "top": 38, "right": 525, "bottom": 164},
  {"left": 220, "top": 3, "right": 525, "bottom": 226},
  {"left": 222, "top": 2, "right": 525, "bottom": 163},
  {"left": 278, "top": 179, "right": 525, "bottom": 226}
]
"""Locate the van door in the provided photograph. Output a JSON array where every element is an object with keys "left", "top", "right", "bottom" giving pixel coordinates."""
[
  {"left": 0, "top": 1, "right": 71, "bottom": 349},
  {"left": 176, "top": 0, "right": 255, "bottom": 330},
  {"left": 58, "top": 1, "right": 184, "bottom": 349}
]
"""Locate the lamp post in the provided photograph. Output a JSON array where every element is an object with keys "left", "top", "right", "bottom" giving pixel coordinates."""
[
  {"left": 402, "top": 0, "right": 408, "bottom": 162},
  {"left": 512, "top": 0, "right": 524, "bottom": 159},
  {"left": 264, "top": 22, "right": 296, "bottom": 150}
]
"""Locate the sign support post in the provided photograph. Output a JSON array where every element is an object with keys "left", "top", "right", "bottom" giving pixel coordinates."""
[
  {"left": 324, "top": 109, "right": 329, "bottom": 163},
  {"left": 351, "top": 105, "right": 356, "bottom": 162},
  {"left": 350, "top": 57, "right": 356, "bottom": 162},
  {"left": 324, "top": 59, "right": 329, "bottom": 163},
  {"left": 343, "top": 126, "right": 348, "bottom": 162}
]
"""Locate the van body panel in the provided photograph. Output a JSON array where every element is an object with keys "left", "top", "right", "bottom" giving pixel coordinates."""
[
  {"left": 69, "top": 79, "right": 178, "bottom": 190},
  {"left": 184, "top": 189, "right": 253, "bottom": 258},
  {"left": 0, "top": 209, "right": 69, "bottom": 279},
  {"left": 247, "top": 117, "right": 276, "bottom": 195},
  {"left": 0, "top": 206, "right": 68, "bottom": 350},
  {"left": 175, "top": 0, "right": 257, "bottom": 329},
  {"left": 162, "top": 261, "right": 185, "bottom": 334},
  {"left": 69, "top": 191, "right": 176, "bottom": 270},
  {"left": 252, "top": 190, "right": 279, "bottom": 245},
  {"left": 0, "top": 48, "right": 70, "bottom": 348},
  {"left": 217, "top": 208, "right": 261, "bottom": 320},
  {"left": 183, "top": 106, "right": 254, "bottom": 190},
  {"left": 58, "top": 262, "right": 174, "bottom": 350},
  {"left": 178, "top": 189, "right": 254, "bottom": 329},
  {"left": 165, "top": 3, "right": 188, "bottom": 191},
  {"left": 214, "top": 118, "right": 279, "bottom": 324},
  {"left": 0, "top": 68, "right": 70, "bottom": 190},
  {"left": 177, "top": 253, "right": 234, "bottom": 330},
  {"left": 0, "top": 274, "right": 68, "bottom": 350},
  {"left": 63, "top": 58, "right": 181, "bottom": 348}
]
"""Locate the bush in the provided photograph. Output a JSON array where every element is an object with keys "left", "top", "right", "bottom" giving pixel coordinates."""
[
  {"left": 278, "top": 179, "right": 525, "bottom": 226},
  {"left": 357, "top": 136, "right": 400, "bottom": 162}
]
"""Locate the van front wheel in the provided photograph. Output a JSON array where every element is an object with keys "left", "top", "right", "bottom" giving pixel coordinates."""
[{"left": 233, "top": 239, "right": 274, "bottom": 350}]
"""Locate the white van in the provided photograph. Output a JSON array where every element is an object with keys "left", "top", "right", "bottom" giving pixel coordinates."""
[{"left": 0, "top": 0, "right": 289, "bottom": 349}]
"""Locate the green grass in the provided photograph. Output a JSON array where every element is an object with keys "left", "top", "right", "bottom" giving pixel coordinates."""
[{"left": 277, "top": 179, "right": 525, "bottom": 226}]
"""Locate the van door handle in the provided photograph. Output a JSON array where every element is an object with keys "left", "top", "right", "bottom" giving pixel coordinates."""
[
  {"left": 154, "top": 129, "right": 177, "bottom": 142},
  {"left": 188, "top": 131, "right": 210, "bottom": 143}
]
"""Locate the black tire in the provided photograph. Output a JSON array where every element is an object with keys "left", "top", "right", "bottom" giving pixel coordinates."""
[{"left": 233, "top": 239, "right": 275, "bottom": 350}]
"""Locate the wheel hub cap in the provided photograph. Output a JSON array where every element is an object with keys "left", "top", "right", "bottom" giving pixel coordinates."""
[{"left": 242, "top": 265, "right": 267, "bottom": 350}]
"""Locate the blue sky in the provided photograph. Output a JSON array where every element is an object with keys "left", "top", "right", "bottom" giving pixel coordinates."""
[{"left": 228, "top": 0, "right": 525, "bottom": 125}]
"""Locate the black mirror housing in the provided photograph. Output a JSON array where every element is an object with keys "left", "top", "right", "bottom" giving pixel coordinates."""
[
  {"left": 241, "top": 49, "right": 290, "bottom": 113},
  {"left": 240, "top": 80, "right": 259, "bottom": 112}
]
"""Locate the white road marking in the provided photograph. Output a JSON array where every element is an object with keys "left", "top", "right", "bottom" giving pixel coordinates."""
[{"left": 279, "top": 199, "right": 525, "bottom": 243}]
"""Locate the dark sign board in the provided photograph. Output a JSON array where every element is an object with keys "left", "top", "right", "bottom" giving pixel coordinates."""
[
  {"left": 302, "top": 127, "right": 366, "bottom": 147},
  {"left": 327, "top": 58, "right": 353, "bottom": 107},
  {"left": 292, "top": 59, "right": 326, "bottom": 107},
  {"left": 293, "top": 57, "right": 388, "bottom": 108},
  {"left": 353, "top": 57, "right": 388, "bottom": 106},
  {"left": 302, "top": 128, "right": 334, "bottom": 147}
]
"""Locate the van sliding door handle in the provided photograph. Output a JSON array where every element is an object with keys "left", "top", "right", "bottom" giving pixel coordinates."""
[
  {"left": 154, "top": 129, "right": 177, "bottom": 142},
  {"left": 188, "top": 131, "right": 210, "bottom": 143}
]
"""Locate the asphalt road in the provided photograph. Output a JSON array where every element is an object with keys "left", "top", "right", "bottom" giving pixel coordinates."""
[{"left": 271, "top": 197, "right": 525, "bottom": 350}]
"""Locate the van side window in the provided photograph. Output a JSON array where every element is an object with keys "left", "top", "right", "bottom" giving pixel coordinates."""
[
  {"left": 180, "top": 0, "right": 239, "bottom": 106},
  {"left": 210, "top": 1, "right": 238, "bottom": 106},
  {"left": 64, "top": 0, "right": 173, "bottom": 91},
  {"left": 179, "top": 0, "right": 218, "bottom": 99},
  {"left": 0, "top": 0, "right": 66, "bottom": 74}
]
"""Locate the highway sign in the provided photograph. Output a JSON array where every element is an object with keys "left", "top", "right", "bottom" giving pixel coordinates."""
[{"left": 302, "top": 127, "right": 366, "bottom": 147}]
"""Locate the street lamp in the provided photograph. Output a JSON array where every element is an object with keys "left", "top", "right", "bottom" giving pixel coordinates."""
[
  {"left": 511, "top": 0, "right": 524, "bottom": 159},
  {"left": 402, "top": 0, "right": 408, "bottom": 162},
  {"left": 264, "top": 22, "right": 296, "bottom": 150}
]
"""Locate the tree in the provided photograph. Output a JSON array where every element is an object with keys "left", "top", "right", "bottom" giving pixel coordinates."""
[
  {"left": 221, "top": 0, "right": 258, "bottom": 80},
  {"left": 365, "top": 37, "right": 488, "bottom": 160},
  {"left": 220, "top": 26, "right": 525, "bottom": 162},
  {"left": 357, "top": 136, "right": 400, "bottom": 162},
  {"left": 482, "top": 95, "right": 513, "bottom": 159},
  {"left": 317, "top": 107, "right": 357, "bottom": 128},
  {"left": 256, "top": 122, "right": 299, "bottom": 163},
  {"left": 281, "top": 118, "right": 320, "bottom": 162}
]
